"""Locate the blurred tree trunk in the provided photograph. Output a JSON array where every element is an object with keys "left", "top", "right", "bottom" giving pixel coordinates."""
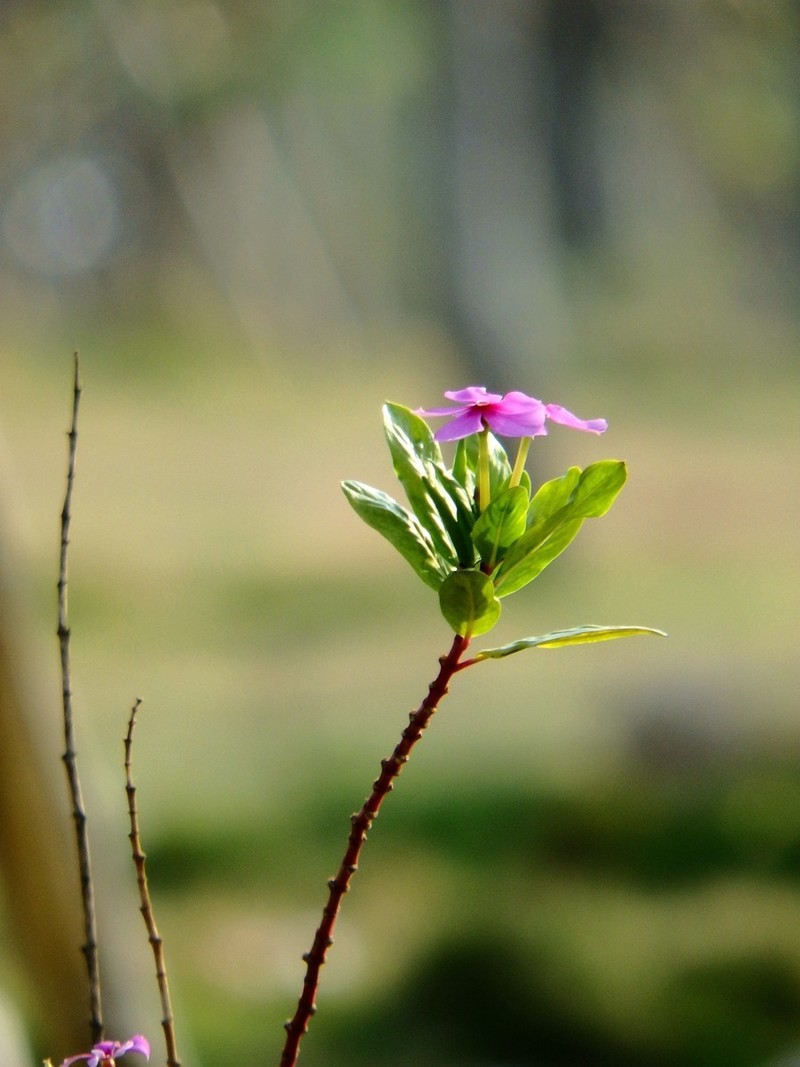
[
  {"left": 435, "top": 0, "right": 609, "bottom": 386},
  {"left": 0, "top": 489, "right": 152, "bottom": 1062},
  {"left": 0, "top": 532, "right": 88, "bottom": 1059},
  {"left": 539, "top": 0, "right": 606, "bottom": 250}
]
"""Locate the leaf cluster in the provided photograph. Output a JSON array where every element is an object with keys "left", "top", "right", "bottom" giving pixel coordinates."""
[{"left": 342, "top": 404, "right": 661, "bottom": 650}]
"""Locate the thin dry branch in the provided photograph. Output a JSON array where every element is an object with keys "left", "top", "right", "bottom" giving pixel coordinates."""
[
  {"left": 125, "top": 700, "right": 181, "bottom": 1067},
  {"left": 57, "top": 352, "right": 104, "bottom": 1043}
]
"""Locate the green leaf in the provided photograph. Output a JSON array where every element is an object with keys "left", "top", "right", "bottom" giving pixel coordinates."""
[
  {"left": 493, "top": 460, "right": 628, "bottom": 598},
  {"left": 383, "top": 401, "right": 445, "bottom": 467},
  {"left": 383, "top": 404, "right": 477, "bottom": 569},
  {"left": 528, "top": 467, "right": 581, "bottom": 525},
  {"left": 501, "top": 517, "right": 586, "bottom": 597},
  {"left": 471, "top": 485, "right": 529, "bottom": 568},
  {"left": 341, "top": 480, "right": 450, "bottom": 590},
  {"left": 516, "top": 469, "right": 532, "bottom": 497},
  {"left": 452, "top": 437, "right": 475, "bottom": 498},
  {"left": 438, "top": 569, "right": 502, "bottom": 637},
  {"left": 475, "top": 625, "right": 667, "bottom": 659},
  {"left": 493, "top": 511, "right": 581, "bottom": 598},
  {"left": 486, "top": 433, "right": 513, "bottom": 496},
  {"left": 383, "top": 405, "right": 456, "bottom": 564},
  {"left": 413, "top": 463, "right": 477, "bottom": 566},
  {"left": 569, "top": 460, "right": 627, "bottom": 518},
  {"left": 425, "top": 457, "right": 479, "bottom": 567}
]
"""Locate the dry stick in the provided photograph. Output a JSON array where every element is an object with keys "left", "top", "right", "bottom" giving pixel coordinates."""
[
  {"left": 57, "top": 352, "right": 104, "bottom": 1043},
  {"left": 279, "top": 631, "right": 471, "bottom": 1067},
  {"left": 124, "top": 701, "right": 181, "bottom": 1067}
]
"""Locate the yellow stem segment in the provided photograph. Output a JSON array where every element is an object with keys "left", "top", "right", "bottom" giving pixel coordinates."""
[
  {"left": 478, "top": 428, "right": 490, "bottom": 511},
  {"left": 509, "top": 437, "right": 532, "bottom": 488}
]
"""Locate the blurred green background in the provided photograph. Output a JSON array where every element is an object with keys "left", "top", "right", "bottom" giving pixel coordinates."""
[{"left": 1, "top": 3, "right": 799, "bottom": 1066}]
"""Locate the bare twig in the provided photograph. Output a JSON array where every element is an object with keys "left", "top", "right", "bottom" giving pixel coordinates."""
[
  {"left": 58, "top": 352, "right": 104, "bottom": 1043},
  {"left": 280, "top": 632, "right": 471, "bottom": 1067},
  {"left": 125, "top": 700, "right": 181, "bottom": 1067}
]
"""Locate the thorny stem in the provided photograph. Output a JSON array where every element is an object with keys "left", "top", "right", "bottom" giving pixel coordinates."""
[
  {"left": 279, "top": 631, "right": 472, "bottom": 1067},
  {"left": 57, "top": 353, "right": 104, "bottom": 1043},
  {"left": 125, "top": 701, "right": 181, "bottom": 1067}
]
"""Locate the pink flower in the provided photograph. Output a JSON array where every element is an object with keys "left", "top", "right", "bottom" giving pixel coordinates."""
[
  {"left": 60, "top": 1036, "right": 150, "bottom": 1067},
  {"left": 417, "top": 386, "right": 607, "bottom": 442}
]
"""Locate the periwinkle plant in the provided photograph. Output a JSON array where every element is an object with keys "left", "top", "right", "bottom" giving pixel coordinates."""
[{"left": 280, "top": 386, "right": 664, "bottom": 1066}]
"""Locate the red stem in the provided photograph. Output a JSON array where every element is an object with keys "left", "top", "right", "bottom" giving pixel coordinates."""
[{"left": 279, "top": 631, "right": 471, "bottom": 1067}]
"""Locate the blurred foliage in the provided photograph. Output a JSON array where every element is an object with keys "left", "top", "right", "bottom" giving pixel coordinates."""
[
  {"left": 147, "top": 762, "right": 800, "bottom": 896},
  {"left": 146, "top": 760, "right": 800, "bottom": 1067},
  {"left": 2, "top": 0, "right": 800, "bottom": 363}
]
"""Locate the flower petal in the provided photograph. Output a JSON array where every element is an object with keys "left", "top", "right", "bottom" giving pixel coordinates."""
[
  {"left": 484, "top": 410, "right": 548, "bottom": 437},
  {"left": 496, "top": 390, "right": 543, "bottom": 410},
  {"left": 124, "top": 1037, "right": 150, "bottom": 1060},
  {"left": 415, "top": 403, "right": 469, "bottom": 417},
  {"left": 62, "top": 1036, "right": 151, "bottom": 1067},
  {"left": 418, "top": 387, "right": 607, "bottom": 443},
  {"left": 483, "top": 392, "right": 547, "bottom": 437},
  {"left": 545, "top": 404, "right": 608, "bottom": 434},
  {"left": 443, "top": 386, "right": 502, "bottom": 405},
  {"left": 432, "top": 409, "right": 485, "bottom": 441}
]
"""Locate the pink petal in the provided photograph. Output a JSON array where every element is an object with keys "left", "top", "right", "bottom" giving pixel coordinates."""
[
  {"left": 497, "top": 390, "right": 543, "bottom": 410},
  {"left": 432, "top": 409, "right": 485, "bottom": 441},
  {"left": 545, "top": 404, "right": 607, "bottom": 434},
  {"left": 415, "top": 403, "right": 469, "bottom": 417},
  {"left": 443, "top": 386, "right": 502, "bottom": 405},
  {"left": 484, "top": 408, "right": 548, "bottom": 437},
  {"left": 483, "top": 392, "right": 547, "bottom": 437},
  {"left": 124, "top": 1037, "right": 150, "bottom": 1060}
]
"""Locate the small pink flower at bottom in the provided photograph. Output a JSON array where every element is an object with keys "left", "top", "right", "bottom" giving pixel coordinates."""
[
  {"left": 60, "top": 1036, "right": 150, "bottom": 1067},
  {"left": 417, "top": 386, "right": 607, "bottom": 442}
]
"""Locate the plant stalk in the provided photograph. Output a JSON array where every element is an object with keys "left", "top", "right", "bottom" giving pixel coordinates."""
[
  {"left": 57, "top": 353, "right": 104, "bottom": 1043},
  {"left": 124, "top": 701, "right": 181, "bottom": 1067},
  {"left": 279, "top": 631, "right": 471, "bottom": 1067},
  {"left": 509, "top": 436, "right": 531, "bottom": 488},
  {"left": 477, "top": 428, "right": 490, "bottom": 511}
]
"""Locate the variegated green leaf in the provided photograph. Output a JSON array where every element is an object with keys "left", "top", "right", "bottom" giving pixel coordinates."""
[{"left": 475, "top": 625, "right": 667, "bottom": 659}]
